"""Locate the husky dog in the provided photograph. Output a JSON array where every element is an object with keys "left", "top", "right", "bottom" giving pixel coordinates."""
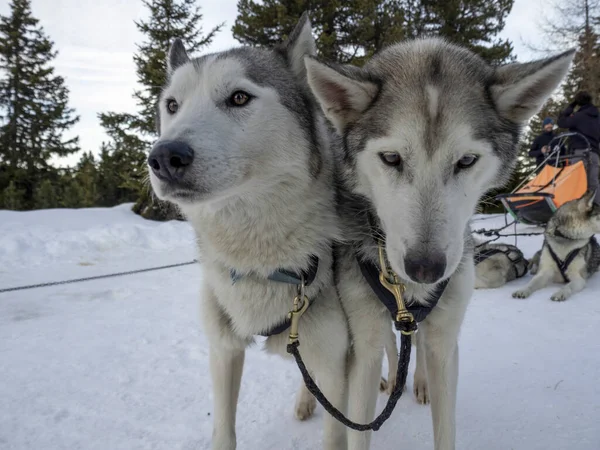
[
  {"left": 474, "top": 241, "right": 529, "bottom": 289},
  {"left": 305, "top": 39, "right": 573, "bottom": 449},
  {"left": 512, "top": 190, "right": 600, "bottom": 301},
  {"left": 147, "top": 15, "right": 354, "bottom": 450}
]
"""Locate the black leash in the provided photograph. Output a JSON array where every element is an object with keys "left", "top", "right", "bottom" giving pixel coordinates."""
[
  {"left": 286, "top": 327, "right": 412, "bottom": 431},
  {"left": 284, "top": 240, "right": 427, "bottom": 432}
]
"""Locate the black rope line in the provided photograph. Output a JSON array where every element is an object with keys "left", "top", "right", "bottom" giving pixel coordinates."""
[
  {"left": 0, "top": 260, "right": 199, "bottom": 294},
  {"left": 286, "top": 331, "right": 412, "bottom": 432}
]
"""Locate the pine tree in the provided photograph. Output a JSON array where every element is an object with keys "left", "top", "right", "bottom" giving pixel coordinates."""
[
  {"left": 233, "top": 0, "right": 406, "bottom": 65},
  {"left": 99, "top": 0, "right": 220, "bottom": 220},
  {"left": 0, "top": 0, "right": 80, "bottom": 208},
  {"left": 415, "top": 0, "right": 515, "bottom": 65},
  {"left": 62, "top": 179, "right": 84, "bottom": 208},
  {"left": 74, "top": 151, "right": 98, "bottom": 207},
  {"left": 561, "top": 28, "right": 600, "bottom": 104},
  {"left": 33, "top": 178, "right": 58, "bottom": 209},
  {"left": 1, "top": 180, "right": 25, "bottom": 210},
  {"left": 532, "top": 0, "right": 600, "bottom": 103},
  {"left": 233, "top": 1, "right": 514, "bottom": 66}
]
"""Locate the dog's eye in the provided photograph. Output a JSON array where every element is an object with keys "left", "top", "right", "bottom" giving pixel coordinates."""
[
  {"left": 379, "top": 152, "right": 402, "bottom": 168},
  {"left": 229, "top": 91, "right": 251, "bottom": 107},
  {"left": 166, "top": 99, "right": 179, "bottom": 114},
  {"left": 456, "top": 154, "right": 479, "bottom": 171}
]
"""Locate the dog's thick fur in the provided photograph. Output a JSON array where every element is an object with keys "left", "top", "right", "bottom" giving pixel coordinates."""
[
  {"left": 149, "top": 16, "right": 354, "bottom": 450},
  {"left": 474, "top": 241, "right": 529, "bottom": 289},
  {"left": 148, "top": 12, "right": 574, "bottom": 449},
  {"left": 513, "top": 190, "right": 600, "bottom": 301},
  {"left": 305, "top": 38, "right": 573, "bottom": 449}
]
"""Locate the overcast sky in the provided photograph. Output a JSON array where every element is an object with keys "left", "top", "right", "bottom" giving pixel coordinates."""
[{"left": 0, "top": 0, "right": 551, "bottom": 166}]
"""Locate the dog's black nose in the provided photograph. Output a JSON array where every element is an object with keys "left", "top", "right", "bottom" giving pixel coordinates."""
[
  {"left": 404, "top": 253, "right": 447, "bottom": 284},
  {"left": 148, "top": 140, "right": 194, "bottom": 181}
]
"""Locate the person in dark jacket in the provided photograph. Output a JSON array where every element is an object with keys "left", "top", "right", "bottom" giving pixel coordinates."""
[
  {"left": 557, "top": 91, "right": 600, "bottom": 205},
  {"left": 529, "top": 117, "right": 556, "bottom": 167}
]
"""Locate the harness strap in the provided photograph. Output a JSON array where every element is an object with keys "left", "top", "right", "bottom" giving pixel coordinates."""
[
  {"left": 230, "top": 255, "right": 319, "bottom": 337},
  {"left": 357, "top": 257, "right": 449, "bottom": 323},
  {"left": 473, "top": 248, "right": 505, "bottom": 265},
  {"left": 474, "top": 246, "right": 528, "bottom": 279},
  {"left": 545, "top": 242, "right": 581, "bottom": 283}
]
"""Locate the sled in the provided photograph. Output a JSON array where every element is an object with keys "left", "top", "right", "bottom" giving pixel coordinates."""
[{"left": 496, "top": 132, "right": 590, "bottom": 226}]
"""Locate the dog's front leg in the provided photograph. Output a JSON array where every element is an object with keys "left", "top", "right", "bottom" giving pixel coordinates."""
[
  {"left": 550, "top": 273, "right": 586, "bottom": 301},
  {"left": 346, "top": 329, "right": 385, "bottom": 450},
  {"left": 380, "top": 325, "right": 399, "bottom": 395},
  {"left": 413, "top": 328, "right": 429, "bottom": 404},
  {"left": 202, "top": 287, "right": 248, "bottom": 450},
  {"left": 512, "top": 270, "right": 553, "bottom": 299},
  {"left": 421, "top": 272, "right": 472, "bottom": 450},
  {"left": 210, "top": 346, "right": 245, "bottom": 450},
  {"left": 421, "top": 323, "right": 458, "bottom": 450},
  {"left": 295, "top": 377, "right": 317, "bottom": 421}
]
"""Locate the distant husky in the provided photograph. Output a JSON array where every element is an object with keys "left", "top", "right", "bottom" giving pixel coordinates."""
[
  {"left": 474, "top": 241, "right": 529, "bottom": 289},
  {"left": 305, "top": 38, "right": 573, "bottom": 449},
  {"left": 147, "top": 16, "right": 354, "bottom": 450},
  {"left": 512, "top": 190, "right": 600, "bottom": 301}
]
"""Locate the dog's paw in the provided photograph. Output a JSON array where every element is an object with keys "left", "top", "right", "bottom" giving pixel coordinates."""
[
  {"left": 379, "top": 376, "right": 390, "bottom": 393},
  {"left": 512, "top": 289, "right": 531, "bottom": 299},
  {"left": 294, "top": 392, "right": 316, "bottom": 421},
  {"left": 551, "top": 291, "right": 569, "bottom": 302},
  {"left": 413, "top": 376, "right": 429, "bottom": 405}
]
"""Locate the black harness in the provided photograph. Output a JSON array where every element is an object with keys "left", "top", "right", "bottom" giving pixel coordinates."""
[
  {"left": 358, "top": 257, "right": 449, "bottom": 325},
  {"left": 545, "top": 240, "right": 583, "bottom": 283},
  {"left": 229, "top": 255, "right": 319, "bottom": 337},
  {"left": 474, "top": 246, "right": 528, "bottom": 279}
]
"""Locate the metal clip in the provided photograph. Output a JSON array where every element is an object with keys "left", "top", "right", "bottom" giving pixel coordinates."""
[
  {"left": 288, "top": 276, "right": 310, "bottom": 344},
  {"left": 378, "top": 243, "right": 416, "bottom": 335}
]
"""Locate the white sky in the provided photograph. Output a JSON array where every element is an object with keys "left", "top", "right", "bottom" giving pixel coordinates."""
[{"left": 0, "top": 0, "right": 551, "bottom": 166}]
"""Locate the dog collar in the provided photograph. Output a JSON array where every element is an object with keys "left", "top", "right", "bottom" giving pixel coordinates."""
[
  {"left": 229, "top": 255, "right": 319, "bottom": 286},
  {"left": 357, "top": 255, "right": 449, "bottom": 323},
  {"left": 229, "top": 255, "right": 319, "bottom": 337}
]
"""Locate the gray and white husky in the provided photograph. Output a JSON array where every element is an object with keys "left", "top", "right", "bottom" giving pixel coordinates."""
[
  {"left": 148, "top": 16, "right": 352, "bottom": 450},
  {"left": 513, "top": 190, "right": 600, "bottom": 301},
  {"left": 474, "top": 241, "right": 529, "bottom": 289},
  {"left": 305, "top": 38, "right": 573, "bottom": 449}
]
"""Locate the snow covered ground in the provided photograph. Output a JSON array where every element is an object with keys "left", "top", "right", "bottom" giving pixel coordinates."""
[{"left": 0, "top": 205, "right": 599, "bottom": 450}]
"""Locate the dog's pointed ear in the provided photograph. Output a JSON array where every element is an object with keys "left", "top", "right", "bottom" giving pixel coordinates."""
[
  {"left": 490, "top": 49, "right": 575, "bottom": 123},
  {"left": 583, "top": 188, "right": 598, "bottom": 210},
  {"left": 277, "top": 12, "right": 316, "bottom": 83},
  {"left": 168, "top": 39, "right": 190, "bottom": 75},
  {"left": 304, "top": 58, "right": 379, "bottom": 132}
]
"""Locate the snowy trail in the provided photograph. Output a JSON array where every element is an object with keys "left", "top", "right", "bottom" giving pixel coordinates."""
[{"left": 1, "top": 206, "right": 599, "bottom": 449}]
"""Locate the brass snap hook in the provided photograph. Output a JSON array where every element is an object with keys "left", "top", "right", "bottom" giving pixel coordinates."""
[
  {"left": 288, "top": 275, "right": 310, "bottom": 344},
  {"left": 377, "top": 242, "right": 415, "bottom": 335}
]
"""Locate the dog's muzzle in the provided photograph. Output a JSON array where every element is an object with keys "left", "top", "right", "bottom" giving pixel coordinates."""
[{"left": 148, "top": 140, "right": 194, "bottom": 182}]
